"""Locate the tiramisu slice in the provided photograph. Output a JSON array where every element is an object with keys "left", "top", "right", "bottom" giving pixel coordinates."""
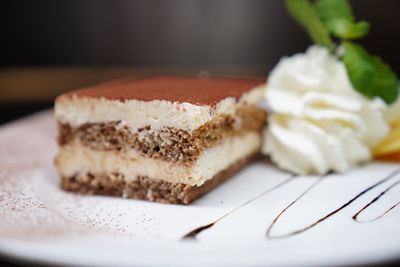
[{"left": 55, "top": 75, "right": 266, "bottom": 204}]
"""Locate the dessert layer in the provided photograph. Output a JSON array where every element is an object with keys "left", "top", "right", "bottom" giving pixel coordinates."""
[
  {"left": 57, "top": 75, "right": 266, "bottom": 106},
  {"left": 61, "top": 154, "right": 256, "bottom": 204},
  {"left": 56, "top": 132, "right": 261, "bottom": 186},
  {"left": 58, "top": 106, "right": 266, "bottom": 164},
  {"left": 55, "top": 84, "right": 265, "bottom": 131}
]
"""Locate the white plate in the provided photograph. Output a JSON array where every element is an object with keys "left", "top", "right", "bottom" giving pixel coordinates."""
[{"left": 0, "top": 111, "right": 399, "bottom": 266}]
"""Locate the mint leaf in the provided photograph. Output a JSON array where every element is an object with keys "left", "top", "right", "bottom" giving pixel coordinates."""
[
  {"left": 316, "top": 0, "right": 370, "bottom": 39},
  {"left": 369, "top": 55, "right": 400, "bottom": 104},
  {"left": 284, "top": 0, "right": 399, "bottom": 105},
  {"left": 343, "top": 21, "right": 370, "bottom": 39},
  {"left": 285, "top": 0, "right": 333, "bottom": 50},
  {"left": 341, "top": 42, "right": 399, "bottom": 104},
  {"left": 326, "top": 19, "right": 370, "bottom": 39},
  {"left": 341, "top": 42, "right": 374, "bottom": 97},
  {"left": 316, "top": 0, "right": 354, "bottom": 22}
]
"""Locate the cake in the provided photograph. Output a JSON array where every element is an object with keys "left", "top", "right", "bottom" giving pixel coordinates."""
[{"left": 55, "top": 75, "right": 266, "bottom": 204}]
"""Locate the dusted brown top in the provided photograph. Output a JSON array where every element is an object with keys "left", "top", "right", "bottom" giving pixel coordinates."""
[{"left": 58, "top": 75, "right": 265, "bottom": 106}]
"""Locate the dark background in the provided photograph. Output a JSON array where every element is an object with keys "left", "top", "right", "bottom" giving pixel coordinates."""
[
  {"left": 1, "top": 0, "right": 400, "bottom": 70},
  {"left": 1, "top": 0, "right": 400, "bottom": 125},
  {"left": 1, "top": 1, "right": 400, "bottom": 266}
]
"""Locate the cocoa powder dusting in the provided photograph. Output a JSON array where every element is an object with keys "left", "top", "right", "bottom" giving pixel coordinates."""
[{"left": 56, "top": 75, "right": 265, "bottom": 106}]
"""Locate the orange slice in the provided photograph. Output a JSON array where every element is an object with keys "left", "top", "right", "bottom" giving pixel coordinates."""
[
  {"left": 373, "top": 121, "right": 400, "bottom": 161},
  {"left": 375, "top": 151, "right": 400, "bottom": 162}
]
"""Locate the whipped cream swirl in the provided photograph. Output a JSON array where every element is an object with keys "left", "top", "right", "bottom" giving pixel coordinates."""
[{"left": 263, "top": 45, "right": 390, "bottom": 175}]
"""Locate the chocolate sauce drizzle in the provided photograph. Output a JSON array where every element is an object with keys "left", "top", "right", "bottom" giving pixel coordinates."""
[
  {"left": 182, "top": 174, "right": 295, "bottom": 240},
  {"left": 266, "top": 168, "right": 400, "bottom": 239},
  {"left": 352, "top": 180, "right": 400, "bottom": 223}
]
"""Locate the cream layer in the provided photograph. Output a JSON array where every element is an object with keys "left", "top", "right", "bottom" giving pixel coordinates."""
[
  {"left": 56, "top": 132, "right": 261, "bottom": 186},
  {"left": 55, "top": 85, "right": 265, "bottom": 132}
]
